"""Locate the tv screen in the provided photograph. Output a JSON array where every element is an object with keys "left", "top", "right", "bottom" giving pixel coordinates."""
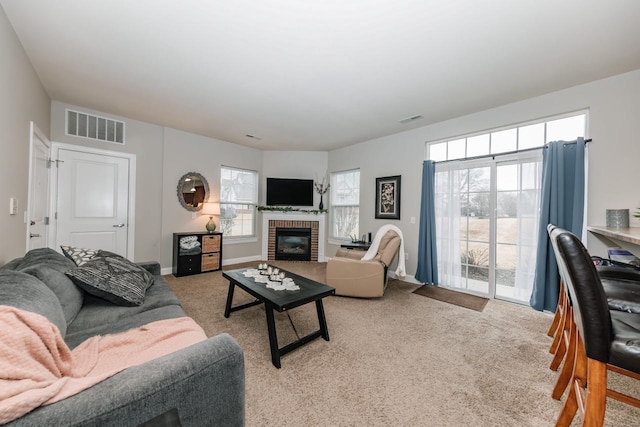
[{"left": 266, "top": 178, "right": 314, "bottom": 206}]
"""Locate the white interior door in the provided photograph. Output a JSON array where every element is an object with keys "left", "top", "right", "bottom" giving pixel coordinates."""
[
  {"left": 27, "top": 123, "right": 51, "bottom": 250},
  {"left": 55, "top": 148, "right": 130, "bottom": 256}
]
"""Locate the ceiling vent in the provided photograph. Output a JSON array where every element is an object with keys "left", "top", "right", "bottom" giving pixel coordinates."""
[
  {"left": 66, "top": 109, "right": 125, "bottom": 144},
  {"left": 399, "top": 114, "right": 424, "bottom": 124}
]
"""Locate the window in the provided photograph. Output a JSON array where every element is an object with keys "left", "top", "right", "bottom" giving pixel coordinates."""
[
  {"left": 220, "top": 166, "right": 258, "bottom": 237},
  {"left": 427, "top": 112, "right": 587, "bottom": 161},
  {"left": 331, "top": 169, "right": 360, "bottom": 240}
]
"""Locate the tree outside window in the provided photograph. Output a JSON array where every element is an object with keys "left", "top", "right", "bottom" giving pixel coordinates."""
[{"left": 220, "top": 166, "right": 257, "bottom": 237}]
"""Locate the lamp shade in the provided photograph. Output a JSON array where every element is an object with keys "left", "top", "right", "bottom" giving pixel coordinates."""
[
  {"left": 202, "top": 202, "right": 220, "bottom": 233},
  {"left": 201, "top": 202, "right": 220, "bottom": 216}
]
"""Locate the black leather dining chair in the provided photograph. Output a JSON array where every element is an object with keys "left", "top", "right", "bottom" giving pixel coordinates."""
[
  {"left": 547, "top": 225, "right": 640, "bottom": 426},
  {"left": 547, "top": 255, "right": 640, "bottom": 349},
  {"left": 546, "top": 230, "right": 640, "bottom": 399}
]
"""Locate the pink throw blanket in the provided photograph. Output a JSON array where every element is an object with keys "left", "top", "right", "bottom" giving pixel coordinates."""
[{"left": 0, "top": 305, "right": 207, "bottom": 424}]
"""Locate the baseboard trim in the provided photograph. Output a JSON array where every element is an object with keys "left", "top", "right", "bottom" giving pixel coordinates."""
[{"left": 223, "top": 255, "right": 262, "bottom": 266}]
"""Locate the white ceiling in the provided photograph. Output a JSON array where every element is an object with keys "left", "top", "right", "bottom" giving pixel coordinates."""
[{"left": 3, "top": 1, "right": 640, "bottom": 151}]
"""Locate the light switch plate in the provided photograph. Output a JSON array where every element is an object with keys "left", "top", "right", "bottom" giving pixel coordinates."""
[{"left": 9, "top": 198, "right": 17, "bottom": 215}]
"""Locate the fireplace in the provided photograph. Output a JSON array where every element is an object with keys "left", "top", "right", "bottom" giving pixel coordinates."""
[
  {"left": 275, "top": 228, "right": 312, "bottom": 261},
  {"left": 265, "top": 217, "right": 321, "bottom": 262}
]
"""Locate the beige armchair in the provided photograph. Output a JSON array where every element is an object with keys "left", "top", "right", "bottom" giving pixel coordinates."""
[{"left": 326, "top": 230, "right": 401, "bottom": 297}]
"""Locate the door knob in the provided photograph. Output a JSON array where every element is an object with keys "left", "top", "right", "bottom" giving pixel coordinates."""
[
  {"left": 30, "top": 220, "right": 36, "bottom": 226},
  {"left": 29, "top": 233, "right": 40, "bottom": 238},
  {"left": 113, "top": 223, "right": 126, "bottom": 228}
]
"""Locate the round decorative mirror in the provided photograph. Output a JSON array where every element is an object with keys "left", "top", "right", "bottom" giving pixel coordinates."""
[{"left": 177, "top": 172, "right": 210, "bottom": 212}]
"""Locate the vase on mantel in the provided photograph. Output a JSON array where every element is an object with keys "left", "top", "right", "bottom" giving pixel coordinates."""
[{"left": 319, "top": 195, "right": 324, "bottom": 210}]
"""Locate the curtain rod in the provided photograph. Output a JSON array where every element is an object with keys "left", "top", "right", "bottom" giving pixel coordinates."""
[{"left": 433, "top": 138, "right": 592, "bottom": 164}]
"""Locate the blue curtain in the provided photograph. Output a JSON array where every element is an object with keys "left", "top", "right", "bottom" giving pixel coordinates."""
[
  {"left": 530, "top": 138, "right": 585, "bottom": 311},
  {"left": 415, "top": 160, "right": 439, "bottom": 284}
]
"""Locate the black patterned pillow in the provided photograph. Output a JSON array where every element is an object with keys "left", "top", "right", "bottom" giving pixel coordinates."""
[
  {"left": 65, "top": 256, "right": 154, "bottom": 306},
  {"left": 60, "top": 245, "right": 99, "bottom": 266},
  {"left": 96, "top": 249, "right": 126, "bottom": 260}
]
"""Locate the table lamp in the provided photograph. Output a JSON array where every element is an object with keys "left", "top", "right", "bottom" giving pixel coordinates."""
[{"left": 201, "top": 202, "right": 220, "bottom": 233}]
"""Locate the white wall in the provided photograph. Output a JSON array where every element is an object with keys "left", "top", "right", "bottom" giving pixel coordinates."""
[
  {"left": 328, "top": 69, "right": 640, "bottom": 277},
  {"left": 50, "top": 101, "right": 165, "bottom": 263},
  {"left": 161, "top": 127, "right": 263, "bottom": 268},
  {"left": 327, "top": 134, "right": 423, "bottom": 276},
  {"left": 0, "top": 6, "right": 51, "bottom": 264}
]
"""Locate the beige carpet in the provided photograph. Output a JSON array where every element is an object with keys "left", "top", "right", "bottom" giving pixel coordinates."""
[{"left": 165, "top": 262, "right": 639, "bottom": 426}]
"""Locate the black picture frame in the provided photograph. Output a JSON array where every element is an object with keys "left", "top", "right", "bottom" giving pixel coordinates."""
[{"left": 375, "top": 175, "right": 401, "bottom": 220}]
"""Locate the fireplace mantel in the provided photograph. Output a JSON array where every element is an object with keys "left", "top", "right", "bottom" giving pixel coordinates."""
[{"left": 261, "top": 212, "right": 326, "bottom": 262}]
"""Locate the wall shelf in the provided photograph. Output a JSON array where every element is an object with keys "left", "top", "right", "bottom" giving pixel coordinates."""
[{"left": 587, "top": 226, "right": 640, "bottom": 246}]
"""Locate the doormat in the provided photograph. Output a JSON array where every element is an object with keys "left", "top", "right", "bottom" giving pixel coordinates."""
[{"left": 412, "top": 285, "right": 489, "bottom": 312}]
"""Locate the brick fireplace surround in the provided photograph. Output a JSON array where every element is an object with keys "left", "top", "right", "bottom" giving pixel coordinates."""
[
  {"left": 268, "top": 220, "right": 318, "bottom": 261},
  {"left": 261, "top": 212, "right": 326, "bottom": 262}
]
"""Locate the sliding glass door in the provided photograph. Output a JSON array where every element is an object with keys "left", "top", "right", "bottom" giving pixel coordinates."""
[
  {"left": 460, "top": 163, "right": 491, "bottom": 295},
  {"left": 494, "top": 157, "right": 542, "bottom": 302},
  {"left": 435, "top": 152, "right": 542, "bottom": 303}
]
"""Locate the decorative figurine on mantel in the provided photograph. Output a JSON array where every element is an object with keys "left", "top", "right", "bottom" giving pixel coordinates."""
[{"left": 314, "top": 173, "right": 330, "bottom": 210}]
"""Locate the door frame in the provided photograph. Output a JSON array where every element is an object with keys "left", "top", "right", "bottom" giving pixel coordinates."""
[
  {"left": 26, "top": 122, "right": 51, "bottom": 250},
  {"left": 435, "top": 150, "right": 542, "bottom": 305},
  {"left": 49, "top": 142, "right": 137, "bottom": 260}
]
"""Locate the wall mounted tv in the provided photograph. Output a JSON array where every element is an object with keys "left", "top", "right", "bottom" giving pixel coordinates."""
[{"left": 266, "top": 178, "right": 314, "bottom": 206}]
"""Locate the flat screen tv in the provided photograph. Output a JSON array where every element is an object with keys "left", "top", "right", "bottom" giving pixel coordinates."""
[{"left": 266, "top": 178, "right": 314, "bottom": 206}]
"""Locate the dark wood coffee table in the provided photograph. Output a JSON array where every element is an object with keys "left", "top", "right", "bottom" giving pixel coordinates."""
[{"left": 223, "top": 267, "right": 335, "bottom": 368}]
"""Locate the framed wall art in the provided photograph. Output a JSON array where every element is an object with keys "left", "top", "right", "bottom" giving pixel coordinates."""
[{"left": 375, "top": 175, "right": 401, "bottom": 220}]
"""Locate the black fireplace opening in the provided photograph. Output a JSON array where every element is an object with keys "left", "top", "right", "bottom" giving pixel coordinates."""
[{"left": 275, "top": 228, "right": 312, "bottom": 261}]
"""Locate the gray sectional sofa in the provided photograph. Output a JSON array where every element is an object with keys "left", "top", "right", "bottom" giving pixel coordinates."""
[{"left": 0, "top": 248, "right": 244, "bottom": 426}]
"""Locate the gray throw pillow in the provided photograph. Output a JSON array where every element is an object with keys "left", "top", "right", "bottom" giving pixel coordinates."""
[
  {"left": 0, "top": 270, "right": 67, "bottom": 336},
  {"left": 65, "top": 256, "right": 154, "bottom": 306},
  {"left": 18, "top": 247, "right": 76, "bottom": 272},
  {"left": 96, "top": 249, "right": 126, "bottom": 260},
  {"left": 20, "top": 265, "right": 84, "bottom": 325}
]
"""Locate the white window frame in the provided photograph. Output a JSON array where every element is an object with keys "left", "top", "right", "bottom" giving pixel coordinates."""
[
  {"left": 220, "top": 166, "right": 258, "bottom": 240},
  {"left": 330, "top": 168, "right": 360, "bottom": 241},
  {"left": 425, "top": 110, "right": 589, "bottom": 161}
]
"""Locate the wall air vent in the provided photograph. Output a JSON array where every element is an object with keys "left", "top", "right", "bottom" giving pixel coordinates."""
[
  {"left": 66, "top": 109, "right": 125, "bottom": 144},
  {"left": 399, "top": 114, "right": 424, "bottom": 124}
]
